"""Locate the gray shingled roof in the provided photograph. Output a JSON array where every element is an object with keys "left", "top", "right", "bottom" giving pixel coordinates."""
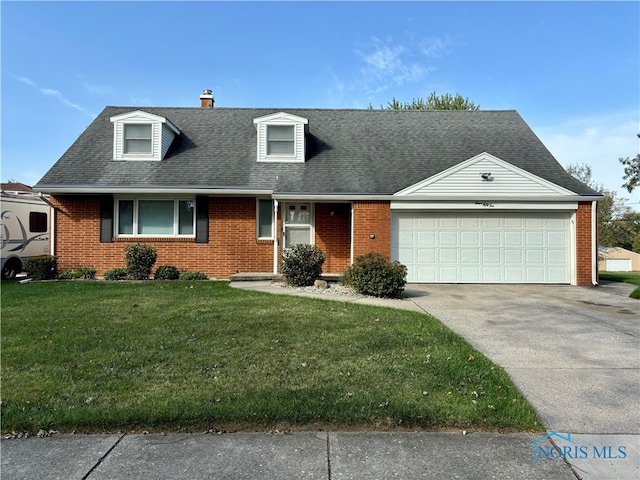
[{"left": 35, "top": 107, "right": 599, "bottom": 196}]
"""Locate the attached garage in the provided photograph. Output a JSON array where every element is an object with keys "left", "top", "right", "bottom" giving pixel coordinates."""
[{"left": 392, "top": 211, "right": 572, "bottom": 284}]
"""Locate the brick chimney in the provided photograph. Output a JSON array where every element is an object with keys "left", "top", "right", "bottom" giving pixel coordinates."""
[{"left": 199, "top": 89, "right": 214, "bottom": 108}]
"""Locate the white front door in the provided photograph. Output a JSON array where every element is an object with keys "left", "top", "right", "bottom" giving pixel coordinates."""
[{"left": 283, "top": 203, "right": 313, "bottom": 249}]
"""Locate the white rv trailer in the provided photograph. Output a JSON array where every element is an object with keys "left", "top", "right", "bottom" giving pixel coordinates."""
[{"left": 1, "top": 193, "right": 52, "bottom": 279}]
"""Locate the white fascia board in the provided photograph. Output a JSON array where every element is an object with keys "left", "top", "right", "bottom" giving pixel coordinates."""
[
  {"left": 33, "top": 186, "right": 273, "bottom": 196},
  {"left": 390, "top": 200, "right": 580, "bottom": 211},
  {"left": 110, "top": 110, "right": 181, "bottom": 134},
  {"left": 253, "top": 112, "right": 309, "bottom": 125}
]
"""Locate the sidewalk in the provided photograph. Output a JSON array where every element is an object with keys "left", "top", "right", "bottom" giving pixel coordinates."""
[{"left": 2, "top": 431, "right": 581, "bottom": 480}]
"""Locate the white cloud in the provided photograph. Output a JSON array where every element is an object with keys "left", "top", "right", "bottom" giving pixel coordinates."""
[
  {"left": 355, "top": 36, "right": 437, "bottom": 95},
  {"left": 535, "top": 112, "right": 640, "bottom": 209},
  {"left": 14, "top": 75, "right": 94, "bottom": 118}
]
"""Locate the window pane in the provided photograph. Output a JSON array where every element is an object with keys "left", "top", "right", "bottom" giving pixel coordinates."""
[
  {"left": 178, "top": 201, "right": 194, "bottom": 235},
  {"left": 267, "top": 125, "right": 294, "bottom": 140},
  {"left": 268, "top": 141, "right": 294, "bottom": 155},
  {"left": 124, "top": 124, "right": 152, "bottom": 153},
  {"left": 118, "top": 200, "right": 134, "bottom": 234},
  {"left": 138, "top": 200, "right": 173, "bottom": 235},
  {"left": 29, "top": 212, "right": 47, "bottom": 233},
  {"left": 267, "top": 125, "right": 294, "bottom": 155},
  {"left": 125, "top": 139, "right": 152, "bottom": 153},
  {"left": 258, "top": 199, "right": 273, "bottom": 238}
]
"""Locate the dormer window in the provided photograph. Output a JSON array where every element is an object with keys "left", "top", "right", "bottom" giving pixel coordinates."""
[
  {"left": 124, "top": 124, "right": 152, "bottom": 154},
  {"left": 110, "top": 110, "right": 180, "bottom": 161},
  {"left": 254, "top": 112, "right": 308, "bottom": 163}
]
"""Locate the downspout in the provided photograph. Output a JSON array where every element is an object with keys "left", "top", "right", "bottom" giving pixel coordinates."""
[
  {"left": 273, "top": 199, "right": 279, "bottom": 274},
  {"left": 592, "top": 200, "right": 598, "bottom": 286},
  {"left": 38, "top": 194, "right": 56, "bottom": 257}
]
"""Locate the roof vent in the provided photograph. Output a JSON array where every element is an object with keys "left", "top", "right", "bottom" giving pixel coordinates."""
[{"left": 200, "top": 89, "right": 214, "bottom": 109}]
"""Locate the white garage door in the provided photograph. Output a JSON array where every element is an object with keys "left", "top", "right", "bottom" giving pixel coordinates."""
[
  {"left": 604, "top": 259, "right": 632, "bottom": 272},
  {"left": 392, "top": 211, "right": 571, "bottom": 283}
]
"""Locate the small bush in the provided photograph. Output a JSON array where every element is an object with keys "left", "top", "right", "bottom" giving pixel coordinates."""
[
  {"left": 344, "top": 252, "right": 407, "bottom": 298},
  {"left": 124, "top": 243, "right": 157, "bottom": 280},
  {"left": 104, "top": 267, "right": 128, "bottom": 281},
  {"left": 76, "top": 266, "right": 96, "bottom": 279},
  {"left": 24, "top": 255, "right": 57, "bottom": 280},
  {"left": 155, "top": 265, "right": 180, "bottom": 280},
  {"left": 57, "top": 267, "right": 96, "bottom": 280},
  {"left": 57, "top": 270, "right": 79, "bottom": 280},
  {"left": 179, "top": 271, "right": 208, "bottom": 281},
  {"left": 281, "top": 244, "right": 326, "bottom": 287}
]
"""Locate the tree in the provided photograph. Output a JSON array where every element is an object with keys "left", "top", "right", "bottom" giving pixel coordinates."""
[
  {"left": 374, "top": 91, "right": 480, "bottom": 111},
  {"left": 620, "top": 153, "right": 640, "bottom": 193},
  {"left": 567, "top": 163, "right": 640, "bottom": 252}
]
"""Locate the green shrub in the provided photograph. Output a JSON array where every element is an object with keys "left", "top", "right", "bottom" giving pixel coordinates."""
[
  {"left": 155, "top": 265, "right": 180, "bottom": 280},
  {"left": 124, "top": 243, "right": 157, "bottom": 280},
  {"left": 179, "top": 271, "right": 208, "bottom": 281},
  {"left": 76, "top": 266, "right": 96, "bottom": 279},
  {"left": 24, "top": 255, "right": 57, "bottom": 280},
  {"left": 281, "top": 244, "right": 326, "bottom": 287},
  {"left": 57, "top": 266, "right": 96, "bottom": 280},
  {"left": 57, "top": 270, "right": 79, "bottom": 280},
  {"left": 344, "top": 252, "right": 407, "bottom": 298},
  {"left": 104, "top": 267, "right": 128, "bottom": 281}
]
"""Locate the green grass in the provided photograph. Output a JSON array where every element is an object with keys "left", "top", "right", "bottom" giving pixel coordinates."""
[
  {"left": 600, "top": 271, "right": 640, "bottom": 299},
  {"left": 1, "top": 280, "right": 542, "bottom": 433}
]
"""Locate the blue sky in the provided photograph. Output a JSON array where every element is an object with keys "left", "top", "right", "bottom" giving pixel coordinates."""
[{"left": 2, "top": 1, "right": 639, "bottom": 208}]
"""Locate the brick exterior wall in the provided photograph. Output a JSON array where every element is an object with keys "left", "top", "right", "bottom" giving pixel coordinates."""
[
  {"left": 51, "top": 196, "right": 354, "bottom": 279},
  {"left": 52, "top": 195, "right": 274, "bottom": 279},
  {"left": 51, "top": 196, "right": 594, "bottom": 285},
  {"left": 314, "top": 203, "right": 351, "bottom": 273},
  {"left": 575, "top": 201, "right": 595, "bottom": 286},
  {"left": 352, "top": 201, "right": 391, "bottom": 260}
]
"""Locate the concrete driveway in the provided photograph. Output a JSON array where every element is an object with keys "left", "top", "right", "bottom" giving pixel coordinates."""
[{"left": 401, "top": 283, "right": 640, "bottom": 435}]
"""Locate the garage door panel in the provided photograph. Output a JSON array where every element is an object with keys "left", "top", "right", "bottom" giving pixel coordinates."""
[
  {"left": 439, "top": 231, "right": 457, "bottom": 245},
  {"left": 461, "top": 267, "right": 480, "bottom": 282},
  {"left": 483, "top": 232, "right": 501, "bottom": 245},
  {"left": 505, "top": 231, "right": 523, "bottom": 246},
  {"left": 417, "top": 231, "right": 435, "bottom": 245},
  {"left": 392, "top": 211, "right": 571, "bottom": 283},
  {"left": 504, "top": 249, "right": 523, "bottom": 264}
]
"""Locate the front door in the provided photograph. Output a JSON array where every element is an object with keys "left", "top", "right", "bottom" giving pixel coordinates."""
[{"left": 283, "top": 203, "right": 313, "bottom": 249}]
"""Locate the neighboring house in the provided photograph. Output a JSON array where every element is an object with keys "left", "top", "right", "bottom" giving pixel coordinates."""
[
  {"left": 599, "top": 247, "right": 640, "bottom": 272},
  {"left": 34, "top": 90, "right": 602, "bottom": 285}
]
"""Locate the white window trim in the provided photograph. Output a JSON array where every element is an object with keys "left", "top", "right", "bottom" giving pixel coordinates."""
[
  {"left": 256, "top": 198, "right": 275, "bottom": 240},
  {"left": 115, "top": 197, "right": 196, "bottom": 238},
  {"left": 123, "top": 123, "right": 153, "bottom": 156}
]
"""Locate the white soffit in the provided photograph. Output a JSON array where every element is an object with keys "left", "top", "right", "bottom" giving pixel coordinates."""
[{"left": 394, "top": 152, "right": 576, "bottom": 197}]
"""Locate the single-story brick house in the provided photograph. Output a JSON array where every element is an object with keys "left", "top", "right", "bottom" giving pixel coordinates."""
[{"left": 34, "top": 90, "right": 602, "bottom": 285}]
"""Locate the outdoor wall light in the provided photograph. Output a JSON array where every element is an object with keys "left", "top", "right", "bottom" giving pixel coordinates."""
[
  {"left": 370, "top": 234, "right": 376, "bottom": 239},
  {"left": 480, "top": 173, "right": 492, "bottom": 181}
]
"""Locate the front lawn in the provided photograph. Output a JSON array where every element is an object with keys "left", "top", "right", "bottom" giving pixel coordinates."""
[
  {"left": 1, "top": 280, "right": 542, "bottom": 433},
  {"left": 599, "top": 271, "right": 640, "bottom": 299}
]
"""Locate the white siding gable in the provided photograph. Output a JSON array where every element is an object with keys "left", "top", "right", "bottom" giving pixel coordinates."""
[
  {"left": 253, "top": 112, "right": 308, "bottom": 163},
  {"left": 110, "top": 110, "right": 180, "bottom": 161},
  {"left": 395, "top": 152, "right": 577, "bottom": 198}
]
